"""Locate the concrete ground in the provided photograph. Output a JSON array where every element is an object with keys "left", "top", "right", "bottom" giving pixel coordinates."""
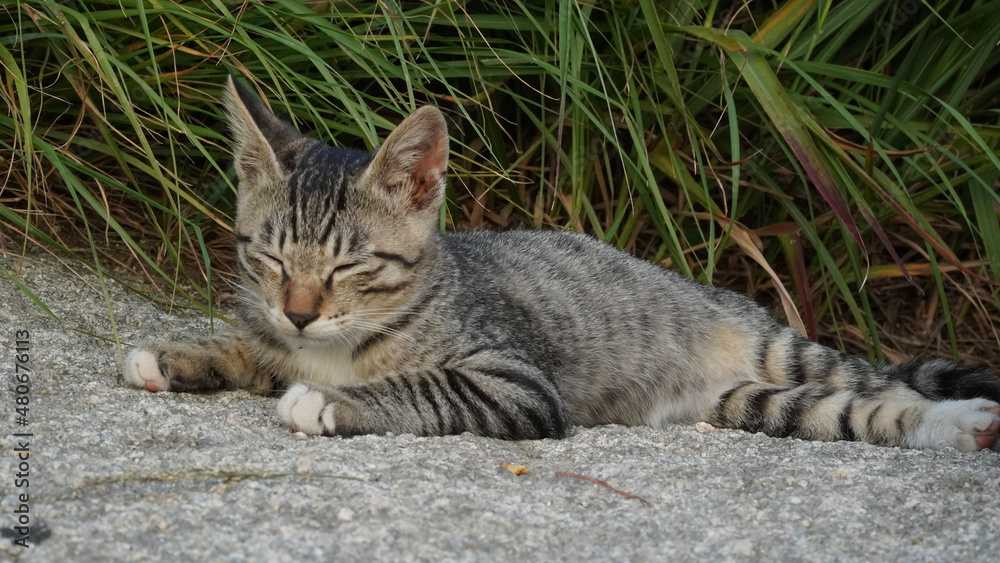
[{"left": 0, "top": 253, "right": 997, "bottom": 562}]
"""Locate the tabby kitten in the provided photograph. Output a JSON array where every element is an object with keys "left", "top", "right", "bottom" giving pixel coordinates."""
[{"left": 125, "top": 77, "right": 1000, "bottom": 452}]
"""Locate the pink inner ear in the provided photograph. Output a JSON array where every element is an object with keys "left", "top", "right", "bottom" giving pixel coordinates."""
[{"left": 409, "top": 132, "right": 448, "bottom": 208}]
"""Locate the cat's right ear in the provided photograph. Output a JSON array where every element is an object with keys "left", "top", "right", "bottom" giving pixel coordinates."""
[
  {"left": 223, "top": 76, "right": 302, "bottom": 186},
  {"left": 366, "top": 106, "right": 449, "bottom": 213}
]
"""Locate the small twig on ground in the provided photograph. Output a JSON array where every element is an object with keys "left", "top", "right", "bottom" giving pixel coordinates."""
[{"left": 555, "top": 471, "right": 652, "bottom": 506}]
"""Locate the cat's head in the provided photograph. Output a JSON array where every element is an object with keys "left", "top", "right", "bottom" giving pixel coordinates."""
[{"left": 223, "top": 76, "right": 448, "bottom": 347}]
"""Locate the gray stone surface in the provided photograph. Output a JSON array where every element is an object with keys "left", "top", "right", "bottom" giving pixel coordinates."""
[{"left": 0, "top": 253, "right": 997, "bottom": 562}]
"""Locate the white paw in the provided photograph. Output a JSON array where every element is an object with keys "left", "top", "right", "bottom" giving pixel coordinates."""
[
  {"left": 277, "top": 383, "right": 336, "bottom": 436},
  {"left": 124, "top": 348, "right": 169, "bottom": 392},
  {"left": 909, "top": 399, "right": 1000, "bottom": 452}
]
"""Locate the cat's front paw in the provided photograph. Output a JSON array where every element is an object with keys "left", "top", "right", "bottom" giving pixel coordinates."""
[
  {"left": 909, "top": 399, "right": 1000, "bottom": 451},
  {"left": 277, "top": 383, "right": 336, "bottom": 436},
  {"left": 124, "top": 348, "right": 170, "bottom": 392}
]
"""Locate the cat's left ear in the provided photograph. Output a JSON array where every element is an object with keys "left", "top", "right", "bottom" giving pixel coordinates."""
[
  {"left": 223, "top": 76, "right": 304, "bottom": 187},
  {"left": 368, "top": 106, "right": 449, "bottom": 211}
]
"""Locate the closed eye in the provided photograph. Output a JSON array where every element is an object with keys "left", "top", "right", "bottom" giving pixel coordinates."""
[
  {"left": 260, "top": 252, "right": 283, "bottom": 266},
  {"left": 325, "top": 262, "right": 360, "bottom": 290},
  {"left": 258, "top": 252, "right": 287, "bottom": 276}
]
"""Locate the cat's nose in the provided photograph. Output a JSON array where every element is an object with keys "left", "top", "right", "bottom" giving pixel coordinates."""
[{"left": 285, "top": 311, "right": 319, "bottom": 330}]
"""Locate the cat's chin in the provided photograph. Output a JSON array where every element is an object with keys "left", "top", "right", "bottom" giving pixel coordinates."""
[
  {"left": 280, "top": 330, "right": 353, "bottom": 350},
  {"left": 271, "top": 316, "right": 356, "bottom": 343}
]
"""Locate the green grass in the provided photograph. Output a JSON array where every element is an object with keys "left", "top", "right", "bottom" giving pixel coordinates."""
[{"left": 2, "top": 0, "right": 999, "bottom": 364}]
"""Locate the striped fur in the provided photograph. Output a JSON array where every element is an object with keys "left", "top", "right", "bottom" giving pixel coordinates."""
[{"left": 124, "top": 77, "right": 1000, "bottom": 452}]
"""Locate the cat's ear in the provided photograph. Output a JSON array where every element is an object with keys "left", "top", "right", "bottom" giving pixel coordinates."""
[
  {"left": 368, "top": 106, "right": 449, "bottom": 211},
  {"left": 223, "top": 76, "right": 302, "bottom": 186}
]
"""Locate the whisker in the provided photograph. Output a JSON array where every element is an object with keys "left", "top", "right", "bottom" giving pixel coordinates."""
[{"left": 350, "top": 321, "right": 419, "bottom": 345}]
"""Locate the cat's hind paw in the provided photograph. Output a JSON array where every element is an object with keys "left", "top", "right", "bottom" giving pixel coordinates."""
[
  {"left": 124, "top": 348, "right": 170, "bottom": 392},
  {"left": 277, "top": 383, "right": 336, "bottom": 436},
  {"left": 909, "top": 399, "right": 1000, "bottom": 452}
]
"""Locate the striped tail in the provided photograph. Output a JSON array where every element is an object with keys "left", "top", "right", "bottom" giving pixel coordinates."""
[{"left": 881, "top": 359, "right": 1000, "bottom": 402}]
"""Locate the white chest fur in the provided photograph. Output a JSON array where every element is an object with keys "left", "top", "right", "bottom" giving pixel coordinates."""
[{"left": 285, "top": 344, "right": 360, "bottom": 387}]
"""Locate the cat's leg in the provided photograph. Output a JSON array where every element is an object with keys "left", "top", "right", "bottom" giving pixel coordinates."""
[
  {"left": 882, "top": 359, "right": 1000, "bottom": 451},
  {"left": 711, "top": 380, "right": 1000, "bottom": 451},
  {"left": 276, "top": 362, "right": 566, "bottom": 439},
  {"left": 123, "top": 332, "right": 271, "bottom": 393},
  {"left": 711, "top": 327, "right": 1000, "bottom": 451}
]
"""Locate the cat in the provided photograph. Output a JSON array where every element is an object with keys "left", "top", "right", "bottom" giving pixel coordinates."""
[{"left": 124, "top": 77, "right": 1000, "bottom": 452}]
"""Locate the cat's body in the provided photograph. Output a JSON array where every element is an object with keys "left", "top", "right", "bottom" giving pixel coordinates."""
[{"left": 125, "top": 77, "right": 1000, "bottom": 451}]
